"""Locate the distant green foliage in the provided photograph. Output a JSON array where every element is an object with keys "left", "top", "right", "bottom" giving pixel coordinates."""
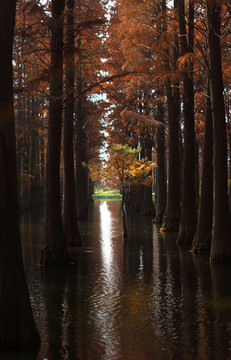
[{"left": 93, "top": 189, "right": 122, "bottom": 199}]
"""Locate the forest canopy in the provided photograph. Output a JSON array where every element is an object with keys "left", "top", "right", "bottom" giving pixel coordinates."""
[{"left": 11, "top": 0, "right": 231, "bottom": 262}]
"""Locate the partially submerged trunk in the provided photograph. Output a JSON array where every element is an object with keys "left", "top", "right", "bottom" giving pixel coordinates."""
[
  {"left": 122, "top": 196, "right": 128, "bottom": 238},
  {"left": 63, "top": 0, "right": 81, "bottom": 247},
  {"left": 161, "top": 83, "right": 181, "bottom": 232},
  {"left": 191, "top": 81, "right": 213, "bottom": 252},
  {"left": 140, "top": 136, "right": 155, "bottom": 217},
  {"left": 155, "top": 101, "right": 167, "bottom": 224},
  {"left": 0, "top": 0, "right": 40, "bottom": 347},
  {"left": 40, "top": 0, "right": 70, "bottom": 265},
  {"left": 161, "top": 0, "right": 181, "bottom": 232},
  {"left": 75, "top": 57, "right": 88, "bottom": 219},
  {"left": 177, "top": 0, "right": 197, "bottom": 245},
  {"left": 207, "top": 2, "right": 231, "bottom": 263}
]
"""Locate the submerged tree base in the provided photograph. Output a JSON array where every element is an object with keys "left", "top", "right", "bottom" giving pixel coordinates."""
[
  {"left": 210, "top": 253, "right": 231, "bottom": 264},
  {"left": 177, "top": 227, "right": 195, "bottom": 247},
  {"left": 77, "top": 206, "right": 88, "bottom": 220},
  {"left": 0, "top": 263, "right": 41, "bottom": 349},
  {"left": 191, "top": 229, "right": 211, "bottom": 253},
  {"left": 155, "top": 211, "right": 165, "bottom": 225},
  {"left": 64, "top": 225, "right": 82, "bottom": 248},
  {"left": 140, "top": 207, "right": 156, "bottom": 217},
  {"left": 40, "top": 246, "right": 71, "bottom": 266},
  {"left": 160, "top": 215, "right": 180, "bottom": 232}
]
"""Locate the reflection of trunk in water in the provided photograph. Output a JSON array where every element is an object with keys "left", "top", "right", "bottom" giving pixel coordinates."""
[
  {"left": 18, "top": 201, "right": 231, "bottom": 360},
  {"left": 192, "top": 255, "right": 212, "bottom": 360},
  {"left": 39, "top": 269, "right": 66, "bottom": 359},
  {"left": 211, "top": 266, "right": 231, "bottom": 358}
]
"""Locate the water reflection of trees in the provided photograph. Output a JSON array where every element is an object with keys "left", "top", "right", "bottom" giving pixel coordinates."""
[
  {"left": 151, "top": 228, "right": 231, "bottom": 360},
  {"left": 19, "top": 202, "right": 231, "bottom": 360}
]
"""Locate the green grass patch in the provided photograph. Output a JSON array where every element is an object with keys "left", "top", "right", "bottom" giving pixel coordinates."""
[{"left": 93, "top": 189, "right": 122, "bottom": 199}]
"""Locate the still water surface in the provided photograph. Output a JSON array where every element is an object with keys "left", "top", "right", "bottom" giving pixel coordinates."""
[{"left": 2, "top": 200, "right": 231, "bottom": 360}]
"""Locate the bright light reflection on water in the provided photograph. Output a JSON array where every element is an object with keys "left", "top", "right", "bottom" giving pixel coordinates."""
[
  {"left": 94, "top": 201, "right": 122, "bottom": 360},
  {"left": 100, "top": 201, "right": 114, "bottom": 272}
]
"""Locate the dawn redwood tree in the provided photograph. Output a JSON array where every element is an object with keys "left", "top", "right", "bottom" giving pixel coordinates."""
[
  {"left": 40, "top": 0, "right": 70, "bottom": 265},
  {"left": 155, "top": 100, "right": 167, "bottom": 224},
  {"left": 161, "top": 81, "right": 181, "bottom": 231},
  {"left": 191, "top": 81, "right": 213, "bottom": 252},
  {"left": 177, "top": 0, "right": 197, "bottom": 245},
  {"left": 140, "top": 134, "right": 156, "bottom": 217},
  {"left": 0, "top": 0, "right": 40, "bottom": 346},
  {"left": 63, "top": 0, "right": 81, "bottom": 246},
  {"left": 75, "top": 61, "right": 89, "bottom": 219},
  {"left": 161, "top": 0, "right": 181, "bottom": 232},
  {"left": 207, "top": 0, "right": 231, "bottom": 262}
]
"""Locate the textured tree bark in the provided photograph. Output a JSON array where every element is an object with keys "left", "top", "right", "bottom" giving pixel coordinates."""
[
  {"left": 63, "top": 0, "right": 81, "bottom": 247},
  {"left": 161, "top": 83, "right": 181, "bottom": 231},
  {"left": 29, "top": 97, "right": 44, "bottom": 209},
  {"left": 75, "top": 99, "right": 89, "bottom": 219},
  {"left": 191, "top": 81, "right": 213, "bottom": 252},
  {"left": 161, "top": 0, "right": 181, "bottom": 232},
  {"left": 140, "top": 136, "right": 156, "bottom": 217},
  {"left": 155, "top": 101, "right": 167, "bottom": 224},
  {"left": 0, "top": 0, "right": 40, "bottom": 347},
  {"left": 177, "top": 0, "right": 197, "bottom": 245},
  {"left": 75, "top": 51, "right": 89, "bottom": 219},
  {"left": 122, "top": 192, "right": 128, "bottom": 237},
  {"left": 207, "top": 2, "right": 231, "bottom": 263},
  {"left": 40, "top": 0, "right": 70, "bottom": 265}
]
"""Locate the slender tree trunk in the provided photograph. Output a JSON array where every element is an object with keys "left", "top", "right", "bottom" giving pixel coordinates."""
[
  {"left": 191, "top": 81, "right": 213, "bottom": 252},
  {"left": 195, "top": 138, "right": 199, "bottom": 210},
  {"left": 122, "top": 191, "right": 128, "bottom": 238},
  {"left": 161, "top": 0, "right": 181, "bottom": 232},
  {"left": 29, "top": 97, "right": 43, "bottom": 209},
  {"left": 16, "top": 97, "right": 23, "bottom": 210},
  {"left": 207, "top": 2, "right": 231, "bottom": 263},
  {"left": 63, "top": 0, "right": 81, "bottom": 246},
  {"left": 155, "top": 100, "right": 167, "bottom": 224},
  {"left": 40, "top": 0, "right": 70, "bottom": 265},
  {"left": 161, "top": 83, "right": 181, "bottom": 231},
  {"left": 40, "top": 123, "right": 45, "bottom": 186},
  {"left": 229, "top": 130, "right": 231, "bottom": 208},
  {"left": 140, "top": 135, "right": 155, "bottom": 217},
  {"left": 21, "top": 98, "right": 30, "bottom": 209},
  {"left": 75, "top": 52, "right": 88, "bottom": 219},
  {"left": 177, "top": 0, "right": 197, "bottom": 245},
  {"left": 88, "top": 177, "right": 94, "bottom": 201},
  {"left": 0, "top": 0, "right": 40, "bottom": 347}
]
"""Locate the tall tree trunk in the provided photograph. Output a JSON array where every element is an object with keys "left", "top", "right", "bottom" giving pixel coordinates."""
[
  {"left": 29, "top": 97, "right": 43, "bottom": 209},
  {"left": 155, "top": 100, "right": 167, "bottom": 224},
  {"left": 0, "top": 0, "right": 40, "bottom": 347},
  {"left": 75, "top": 63, "right": 88, "bottom": 219},
  {"left": 161, "top": 83, "right": 181, "bottom": 231},
  {"left": 140, "top": 135, "right": 156, "bottom": 217},
  {"left": 229, "top": 130, "right": 231, "bottom": 208},
  {"left": 161, "top": 0, "right": 181, "bottom": 232},
  {"left": 16, "top": 96, "right": 23, "bottom": 210},
  {"left": 207, "top": 2, "right": 231, "bottom": 263},
  {"left": 177, "top": 0, "right": 197, "bottom": 245},
  {"left": 191, "top": 80, "right": 213, "bottom": 252},
  {"left": 194, "top": 138, "right": 199, "bottom": 210},
  {"left": 63, "top": 0, "right": 81, "bottom": 247},
  {"left": 21, "top": 98, "right": 30, "bottom": 210},
  {"left": 40, "top": 0, "right": 70, "bottom": 265}
]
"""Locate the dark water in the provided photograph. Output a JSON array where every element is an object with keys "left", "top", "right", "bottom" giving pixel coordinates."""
[{"left": 2, "top": 200, "right": 231, "bottom": 360}]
